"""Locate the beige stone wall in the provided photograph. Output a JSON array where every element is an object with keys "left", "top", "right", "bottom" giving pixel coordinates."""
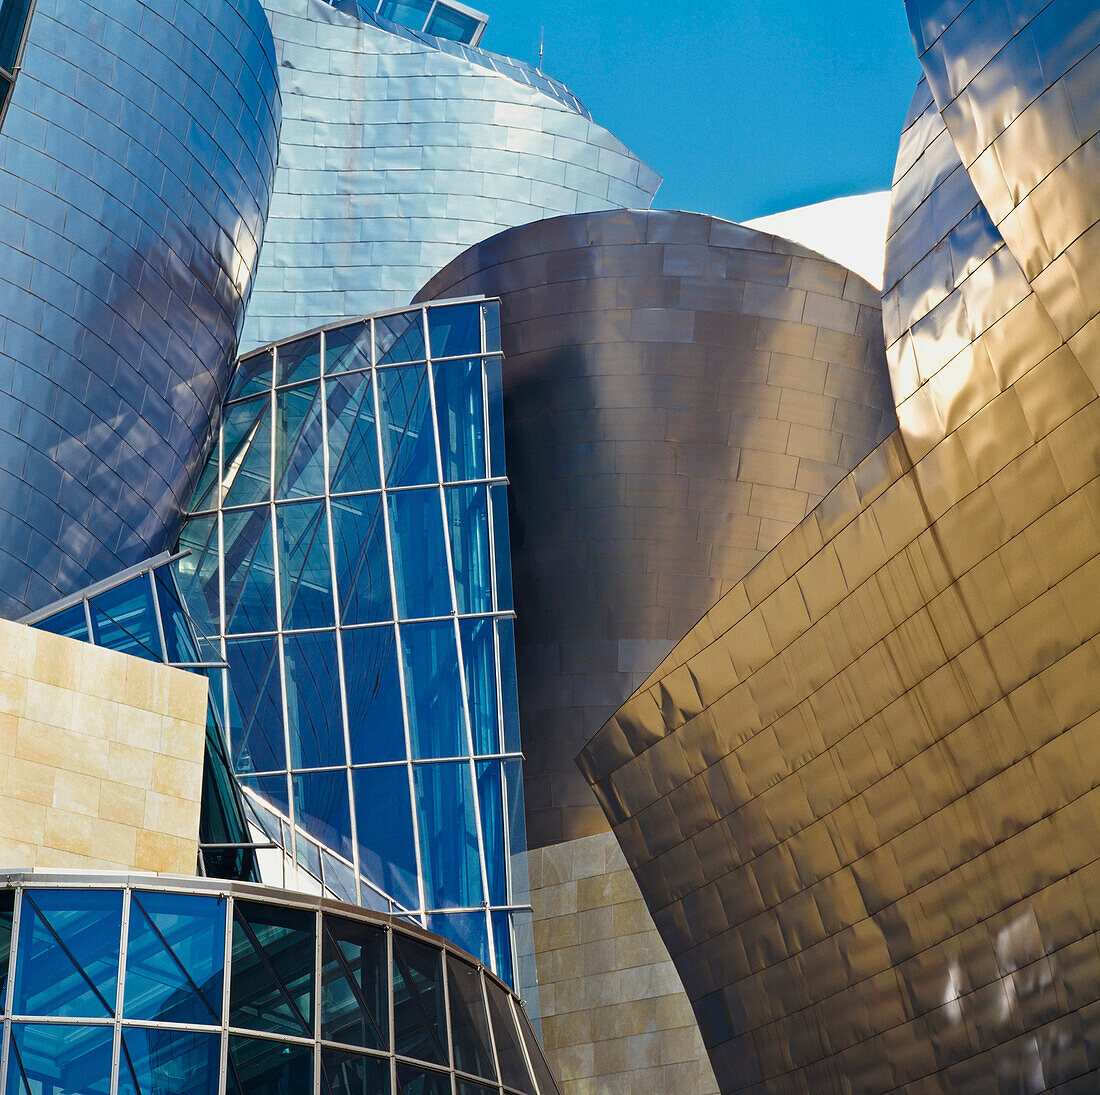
[
  {"left": 530, "top": 830, "right": 719, "bottom": 1095},
  {"left": 0, "top": 617, "right": 208, "bottom": 874}
]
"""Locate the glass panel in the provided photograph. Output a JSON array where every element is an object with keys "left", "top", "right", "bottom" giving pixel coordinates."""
[
  {"left": 428, "top": 912, "right": 489, "bottom": 968},
  {"left": 223, "top": 506, "right": 278, "bottom": 635},
  {"left": 276, "top": 333, "right": 321, "bottom": 386},
  {"left": 277, "top": 500, "right": 334, "bottom": 629},
  {"left": 321, "top": 1047, "right": 391, "bottom": 1095},
  {"left": 425, "top": 5, "right": 479, "bottom": 42},
  {"left": 395, "top": 1064, "right": 450, "bottom": 1095},
  {"left": 322, "top": 851, "right": 359, "bottom": 905},
  {"left": 388, "top": 489, "right": 451, "bottom": 619},
  {"left": 321, "top": 914, "right": 388, "bottom": 1050},
  {"left": 240, "top": 773, "right": 292, "bottom": 822},
  {"left": 34, "top": 604, "right": 88, "bottom": 642},
  {"left": 392, "top": 933, "right": 446, "bottom": 1066},
  {"left": 497, "top": 620, "right": 521, "bottom": 755},
  {"left": 228, "top": 1035, "right": 313, "bottom": 1095},
  {"left": 178, "top": 514, "right": 220, "bottom": 626},
  {"left": 88, "top": 576, "right": 163, "bottom": 662},
  {"left": 0, "top": 0, "right": 32, "bottom": 74},
  {"left": 227, "top": 348, "right": 273, "bottom": 400},
  {"left": 378, "top": 364, "right": 438, "bottom": 487},
  {"left": 490, "top": 484, "right": 512, "bottom": 613},
  {"left": 325, "top": 322, "right": 372, "bottom": 375},
  {"left": 0, "top": 890, "right": 13, "bottom": 1009},
  {"left": 377, "top": 0, "right": 432, "bottom": 28},
  {"left": 401, "top": 621, "right": 464, "bottom": 760},
  {"left": 124, "top": 891, "right": 225, "bottom": 1025},
  {"left": 293, "top": 771, "right": 353, "bottom": 861},
  {"left": 284, "top": 631, "right": 345, "bottom": 769},
  {"left": 447, "top": 955, "right": 497, "bottom": 1081},
  {"left": 375, "top": 310, "right": 426, "bottom": 365},
  {"left": 476, "top": 761, "right": 506, "bottom": 906},
  {"left": 224, "top": 635, "right": 284, "bottom": 774},
  {"left": 518, "top": 1006, "right": 559, "bottom": 1095},
  {"left": 486, "top": 984, "right": 534, "bottom": 1094},
  {"left": 461, "top": 618, "right": 499, "bottom": 755},
  {"left": 230, "top": 900, "right": 315, "bottom": 1037},
  {"left": 481, "top": 302, "right": 501, "bottom": 355},
  {"left": 447, "top": 485, "right": 491, "bottom": 615},
  {"left": 118, "top": 1027, "right": 221, "bottom": 1095},
  {"left": 491, "top": 911, "right": 514, "bottom": 990},
  {"left": 155, "top": 568, "right": 199, "bottom": 664},
  {"left": 353, "top": 767, "right": 418, "bottom": 910},
  {"left": 433, "top": 357, "right": 485, "bottom": 483},
  {"left": 428, "top": 304, "right": 481, "bottom": 360},
  {"left": 328, "top": 370, "right": 381, "bottom": 493},
  {"left": 274, "top": 383, "right": 325, "bottom": 499},
  {"left": 13, "top": 889, "right": 123, "bottom": 1019},
  {"left": 456, "top": 1082, "right": 498, "bottom": 1095},
  {"left": 189, "top": 434, "right": 220, "bottom": 513},
  {"left": 332, "top": 494, "right": 391, "bottom": 624},
  {"left": 6, "top": 1023, "right": 113, "bottom": 1095},
  {"left": 485, "top": 356, "right": 505, "bottom": 480},
  {"left": 414, "top": 762, "right": 484, "bottom": 910},
  {"left": 223, "top": 395, "right": 272, "bottom": 507},
  {"left": 343, "top": 625, "right": 405, "bottom": 764}
]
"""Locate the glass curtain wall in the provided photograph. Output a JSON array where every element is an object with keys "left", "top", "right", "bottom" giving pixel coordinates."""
[
  {"left": 178, "top": 302, "right": 532, "bottom": 990},
  {"left": 0, "top": 0, "right": 34, "bottom": 118}
]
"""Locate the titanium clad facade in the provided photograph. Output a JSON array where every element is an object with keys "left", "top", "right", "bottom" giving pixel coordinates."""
[
  {"left": 242, "top": 0, "right": 661, "bottom": 351},
  {"left": 417, "top": 209, "right": 897, "bottom": 849},
  {"left": 0, "top": 0, "right": 280, "bottom": 619},
  {"left": 580, "top": 5, "right": 1100, "bottom": 1092}
]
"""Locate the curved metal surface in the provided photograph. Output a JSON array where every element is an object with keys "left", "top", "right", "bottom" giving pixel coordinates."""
[
  {"left": 580, "top": 6, "right": 1100, "bottom": 1092},
  {"left": 241, "top": 0, "right": 661, "bottom": 351},
  {"left": 0, "top": 0, "right": 280, "bottom": 618},
  {"left": 416, "top": 209, "right": 897, "bottom": 849}
]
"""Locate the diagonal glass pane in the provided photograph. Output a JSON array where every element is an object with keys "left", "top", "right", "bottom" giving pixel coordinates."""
[
  {"left": 353, "top": 767, "right": 418, "bottom": 911},
  {"left": 224, "top": 635, "right": 284, "bottom": 774},
  {"left": 433, "top": 357, "right": 485, "bottom": 483},
  {"left": 447, "top": 485, "right": 491, "bottom": 615},
  {"left": 375, "top": 310, "right": 426, "bottom": 366},
  {"left": 446, "top": 955, "right": 497, "bottom": 1081},
  {"left": 321, "top": 914, "right": 388, "bottom": 1051},
  {"left": 118, "top": 1027, "right": 220, "bottom": 1095},
  {"left": 6, "top": 1023, "right": 113, "bottom": 1095},
  {"left": 228, "top": 1035, "right": 312, "bottom": 1095},
  {"left": 427, "top": 303, "right": 481, "bottom": 361},
  {"left": 325, "top": 322, "right": 371, "bottom": 376},
  {"left": 401, "top": 621, "right": 464, "bottom": 760},
  {"left": 414, "top": 761, "right": 484, "bottom": 910},
  {"left": 284, "top": 630, "right": 345, "bottom": 770},
  {"left": 332, "top": 494, "right": 391, "bottom": 624},
  {"left": 178, "top": 514, "right": 221, "bottom": 628},
  {"left": 392, "top": 934, "right": 447, "bottom": 1066},
  {"left": 155, "top": 568, "right": 200, "bottom": 665},
  {"left": 328, "top": 371, "right": 381, "bottom": 494},
  {"left": 274, "top": 383, "right": 325, "bottom": 500},
  {"left": 230, "top": 900, "right": 315, "bottom": 1037},
  {"left": 34, "top": 604, "right": 88, "bottom": 642},
  {"left": 343, "top": 625, "right": 405, "bottom": 765},
  {"left": 276, "top": 333, "right": 321, "bottom": 386},
  {"left": 13, "top": 890, "right": 123, "bottom": 1019},
  {"left": 388, "top": 488, "right": 451, "bottom": 619},
  {"left": 518, "top": 1002, "right": 560, "bottom": 1095},
  {"left": 321, "top": 1047, "right": 391, "bottom": 1095},
  {"left": 486, "top": 983, "right": 535, "bottom": 1094},
  {"left": 88, "top": 576, "right": 163, "bottom": 662},
  {"left": 188, "top": 437, "right": 220, "bottom": 513},
  {"left": 293, "top": 770, "right": 352, "bottom": 862},
  {"left": 227, "top": 348, "right": 274, "bottom": 400},
  {"left": 276, "top": 500, "right": 334, "bottom": 629},
  {"left": 123, "top": 891, "right": 225, "bottom": 1025},
  {"left": 223, "top": 506, "right": 278, "bottom": 635},
  {"left": 378, "top": 364, "right": 437, "bottom": 487},
  {"left": 222, "top": 395, "right": 272, "bottom": 508}
]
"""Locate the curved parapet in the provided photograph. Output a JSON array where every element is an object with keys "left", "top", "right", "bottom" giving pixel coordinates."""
[
  {"left": 417, "top": 209, "right": 897, "bottom": 848},
  {"left": 580, "top": 7, "right": 1100, "bottom": 1093},
  {"left": 241, "top": 0, "right": 661, "bottom": 350},
  {"left": 0, "top": 0, "right": 281, "bottom": 618}
]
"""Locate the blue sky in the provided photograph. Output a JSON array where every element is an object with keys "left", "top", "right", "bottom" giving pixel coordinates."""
[{"left": 487, "top": 1, "right": 923, "bottom": 221}]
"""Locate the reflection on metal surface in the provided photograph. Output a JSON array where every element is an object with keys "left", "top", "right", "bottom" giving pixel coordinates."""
[
  {"left": 0, "top": 0, "right": 280, "bottom": 618},
  {"left": 243, "top": 0, "right": 661, "bottom": 351},
  {"left": 580, "top": 5, "right": 1100, "bottom": 1092},
  {"left": 418, "top": 209, "right": 896, "bottom": 849}
]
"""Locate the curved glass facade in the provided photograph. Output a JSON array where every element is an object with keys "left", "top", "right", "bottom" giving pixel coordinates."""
[
  {"left": 0, "top": 876, "right": 558, "bottom": 1095},
  {"left": 178, "top": 301, "right": 531, "bottom": 989}
]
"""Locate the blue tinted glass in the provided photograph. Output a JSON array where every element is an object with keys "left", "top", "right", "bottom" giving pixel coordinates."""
[
  {"left": 447, "top": 485, "right": 491, "bottom": 615},
  {"left": 178, "top": 514, "right": 221, "bottom": 626},
  {"left": 324, "top": 322, "right": 371, "bottom": 375},
  {"left": 155, "top": 569, "right": 199, "bottom": 664},
  {"left": 343, "top": 625, "right": 405, "bottom": 764},
  {"left": 277, "top": 500, "right": 334, "bottom": 629},
  {"left": 321, "top": 915, "right": 388, "bottom": 1051},
  {"left": 378, "top": 364, "right": 438, "bottom": 487},
  {"left": 461, "top": 618, "right": 499, "bottom": 755},
  {"left": 88, "top": 576, "right": 163, "bottom": 662},
  {"left": 491, "top": 911, "right": 515, "bottom": 990},
  {"left": 392, "top": 934, "right": 447, "bottom": 1066},
  {"left": 433, "top": 358, "right": 485, "bottom": 483},
  {"left": 274, "top": 383, "right": 325, "bottom": 499},
  {"left": 490, "top": 484, "right": 513, "bottom": 613},
  {"left": 481, "top": 303, "right": 501, "bottom": 354},
  {"left": 476, "top": 761, "right": 506, "bottom": 907},
  {"left": 425, "top": 5, "right": 479, "bottom": 42},
  {"left": 0, "top": 890, "right": 13, "bottom": 1009},
  {"left": 0, "top": 0, "right": 32, "bottom": 75},
  {"left": 293, "top": 770, "right": 353, "bottom": 861},
  {"left": 13, "top": 889, "right": 123, "bottom": 1018},
  {"left": 240, "top": 774, "right": 292, "bottom": 826},
  {"left": 224, "top": 635, "right": 284, "bottom": 773},
  {"left": 6, "top": 1023, "right": 113, "bottom": 1095},
  {"left": 230, "top": 901, "right": 314, "bottom": 1037},
  {"left": 332, "top": 494, "right": 391, "bottom": 625},
  {"left": 375, "top": 310, "right": 427, "bottom": 365},
  {"left": 328, "top": 371, "right": 381, "bottom": 493},
  {"left": 353, "top": 767, "right": 418, "bottom": 910},
  {"left": 223, "top": 506, "right": 278, "bottom": 635},
  {"left": 283, "top": 631, "right": 345, "bottom": 769},
  {"left": 321, "top": 1048, "right": 391, "bottom": 1095},
  {"left": 228, "top": 1035, "right": 313, "bottom": 1095},
  {"left": 119, "top": 1027, "right": 220, "bottom": 1095},
  {"left": 445, "top": 953, "right": 496, "bottom": 1080},
  {"left": 414, "top": 762, "right": 484, "bottom": 909},
  {"left": 427, "top": 304, "right": 481, "bottom": 360},
  {"left": 34, "top": 604, "right": 88, "bottom": 642},
  {"left": 388, "top": 489, "right": 451, "bottom": 619},
  {"left": 377, "top": 0, "right": 431, "bottom": 28},
  {"left": 222, "top": 395, "right": 272, "bottom": 507},
  {"left": 485, "top": 356, "right": 506, "bottom": 479},
  {"left": 427, "top": 912, "right": 489, "bottom": 969},
  {"left": 227, "top": 348, "right": 273, "bottom": 400},
  {"left": 276, "top": 334, "right": 321, "bottom": 386},
  {"left": 504, "top": 759, "right": 528, "bottom": 869},
  {"left": 496, "top": 619, "right": 521, "bottom": 754},
  {"left": 322, "top": 851, "right": 358, "bottom": 905},
  {"left": 124, "top": 891, "right": 225, "bottom": 1025},
  {"left": 402, "top": 621, "right": 464, "bottom": 760},
  {"left": 189, "top": 435, "right": 220, "bottom": 512}
]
